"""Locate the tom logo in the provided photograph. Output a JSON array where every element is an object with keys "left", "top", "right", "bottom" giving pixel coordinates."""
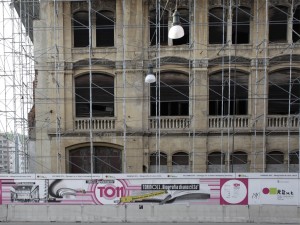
[{"left": 94, "top": 179, "right": 126, "bottom": 204}]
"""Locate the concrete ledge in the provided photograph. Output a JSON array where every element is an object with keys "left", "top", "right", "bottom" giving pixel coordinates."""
[
  {"left": 249, "top": 205, "right": 300, "bottom": 224},
  {"left": 0, "top": 205, "right": 7, "bottom": 221},
  {"left": 2, "top": 204, "right": 300, "bottom": 223}
]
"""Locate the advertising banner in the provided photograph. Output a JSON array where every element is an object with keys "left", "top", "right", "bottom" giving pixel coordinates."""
[
  {"left": 248, "top": 179, "right": 299, "bottom": 205},
  {"left": 0, "top": 174, "right": 299, "bottom": 206},
  {"left": 1, "top": 178, "right": 222, "bottom": 205}
]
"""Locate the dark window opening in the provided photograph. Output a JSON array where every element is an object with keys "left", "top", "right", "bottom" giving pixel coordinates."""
[
  {"left": 268, "top": 69, "right": 300, "bottom": 115},
  {"left": 150, "top": 152, "right": 167, "bottom": 165},
  {"left": 69, "top": 146, "right": 121, "bottom": 173},
  {"left": 173, "top": 8, "right": 189, "bottom": 46},
  {"left": 150, "top": 9, "right": 168, "bottom": 46},
  {"left": 289, "top": 151, "right": 299, "bottom": 164},
  {"left": 172, "top": 152, "right": 189, "bottom": 165},
  {"left": 266, "top": 151, "right": 284, "bottom": 164},
  {"left": 75, "top": 73, "right": 114, "bottom": 117},
  {"left": 96, "top": 10, "right": 114, "bottom": 47},
  {"left": 293, "top": 6, "right": 300, "bottom": 43},
  {"left": 232, "top": 7, "right": 250, "bottom": 44},
  {"left": 269, "top": 5, "right": 288, "bottom": 43},
  {"left": 73, "top": 11, "right": 89, "bottom": 47},
  {"left": 150, "top": 73, "right": 189, "bottom": 116},
  {"left": 230, "top": 151, "right": 248, "bottom": 164},
  {"left": 209, "top": 7, "right": 227, "bottom": 44},
  {"left": 209, "top": 71, "right": 248, "bottom": 115},
  {"left": 208, "top": 151, "right": 225, "bottom": 165}
]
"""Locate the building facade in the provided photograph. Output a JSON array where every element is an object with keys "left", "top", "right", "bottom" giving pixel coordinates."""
[{"left": 26, "top": 0, "right": 300, "bottom": 173}]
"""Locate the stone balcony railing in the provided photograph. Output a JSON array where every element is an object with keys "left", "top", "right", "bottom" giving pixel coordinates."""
[
  {"left": 267, "top": 115, "right": 299, "bottom": 129},
  {"left": 208, "top": 115, "right": 250, "bottom": 129},
  {"left": 149, "top": 116, "right": 190, "bottom": 130},
  {"left": 75, "top": 118, "right": 115, "bottom": 130}
]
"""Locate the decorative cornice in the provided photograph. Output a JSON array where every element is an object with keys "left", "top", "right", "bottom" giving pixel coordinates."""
[{"left": 208, "top": 56, "right": 251, "bottom": 67}]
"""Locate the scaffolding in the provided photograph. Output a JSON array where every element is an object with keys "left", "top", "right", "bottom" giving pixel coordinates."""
[{"left": 0, "top": 0, "right": 300, "bottom": 174}]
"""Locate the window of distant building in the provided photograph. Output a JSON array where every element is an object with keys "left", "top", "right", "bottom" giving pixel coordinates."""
[
  {"left": 293, "top": 6, "right": 300, "bottom": 43},
  {"left": 150, "top": 72, "right": 189, "bottom": 116},
  {"left": 230, "top": 151, "right": 248, "bottom": 172},
  {"left": 96, "top": 10, "right": 114, "bottom": 47},
  {"left": 75, "top": 73, "right": 114, "bottom": 117},
  {"left": 172, "top": 152, "right": 189, "bottom": 173},
  {"left": 209, "top": 70, "right": 248, "bottom": 116},
  {"left": 149, "top": 152, "right": 168, "bottom": 173},
  {"left": 68, "top": 145, "right": 121, "bottom": 173},
  {"left": 209, "top": 5, "right": 250, "bottom": 44},
  {"left": 268, "top": 69, "right": 300, "bottom": 115},
  {"left": 73, "top": 11, "right": 89, "bottom": 47},
  {"left": 72, "top": 1, "right": 115, "bottom": 48},
  {"left": 269, "top": 5, "right": 288, "bottom": 43},
  {"left": 149, "top": 8, "right": 168, "bottom": 46}
]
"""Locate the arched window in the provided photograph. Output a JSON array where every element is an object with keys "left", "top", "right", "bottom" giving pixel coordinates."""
[
  {"left": 172, "top": 152, "right": 189, "bottom": 173},
  {"left": 266, "top": 151, "right": 285, "bottom": 172},
  {"left": 173, "top": 8, "right": 189, "bottom": 46},
  {"left": 150, "top": 72, "right": 189, "bottom": 116},
  {"left": 230, "top": 151, "right": 248, "bottom": 172},
  {"left": 149, "top": 8, "right": 169, "bottom": 46},
  {"left": 69, "top": 145, "right": 121, "bottom": 173},
  {"left": 207, "top": 151, "right": 225, "bottom": 173},
  {"left": 269, "top": 5, "right": 288, "bottom": 43},
  {"left": 209, "top": 70, "right": 248, "bottom": 115},
  {"left": 289, "top": 150, "right": 299, "bottom": 172},
  {"left": 268, "top": 69, "right": 300, "bottom": 115},
  {"left": 232, "top": 7, "right": 250, "bottom": 44},
  {"left": 73, "top": 11, "right": 89, "bottom": 47},
  {"left": 209, "top": 7, "right": 227, "bottom": 44},
  {"left": 75, "top": 73, "right": 114, "bottom": 117},
  {"left": 149, "top": 152, "right": 167, "bottom": 173},
  {"left": 96, "top": 10, "right": 114, "bottom": 47},
  {"left": 293, "top": 6, "right": 300, "bottom": 43}
]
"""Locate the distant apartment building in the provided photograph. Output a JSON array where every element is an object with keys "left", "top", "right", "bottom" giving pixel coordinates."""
[{"left": 0, "top": 134, "right": 25, "bottom": 173}]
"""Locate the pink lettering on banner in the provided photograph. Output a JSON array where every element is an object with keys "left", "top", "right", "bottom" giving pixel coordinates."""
[{"left": 94, "top": 179, "right": 126, "bottom": 204}]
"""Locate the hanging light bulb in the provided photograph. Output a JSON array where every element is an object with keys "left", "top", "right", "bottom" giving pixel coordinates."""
[
  {"left": 168, "top": 10, "right": 184, "bottom": 39},
  {"left": 145, "top": 64, "right": 156, "bottom": 83}
]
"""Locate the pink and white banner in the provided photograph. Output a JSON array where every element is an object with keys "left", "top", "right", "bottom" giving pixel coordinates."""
[{"left": 0, "top": 173, "right": 299, "bottom": 205}]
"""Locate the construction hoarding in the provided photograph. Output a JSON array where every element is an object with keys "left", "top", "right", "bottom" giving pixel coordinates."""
[{"left": 0, "top": 173, "right": 299, "bottom": 205}]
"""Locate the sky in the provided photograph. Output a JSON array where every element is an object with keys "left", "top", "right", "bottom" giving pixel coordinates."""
[{"left": 0, "top": 1, "right": 34, "bottom": 135}]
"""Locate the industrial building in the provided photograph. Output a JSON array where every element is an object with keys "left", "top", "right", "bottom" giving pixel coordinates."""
[{"left": 1, "top": 0, "right": 300, "bottom": 174}]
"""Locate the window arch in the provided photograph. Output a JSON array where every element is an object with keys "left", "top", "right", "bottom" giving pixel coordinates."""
[
  {"left": 232, "top": 6, "right": 250, "bottom": 44},
  {"left": 268, "top": 69, "right": 300, "bottom": 115},
  {"left": 172, "top": 152, "right": 189, "bottom": 173},
  {"left": 96, "top": 10, "right": 114, "bottom": 47},
  {"left": 73, "top": 11, "right": 89, "bottom": 47},
  {"left": 149, "top": 152, "right": 167, "bottom": 173},
  {"left": 209, "top": 70, "right": 248, "bottom": 115},
  {"left": 75, "top": 73, "right": 114, "bottom": 117},
  {"left": 68, "top": 145, "right": 122, "bottom": 173},
  {"left": 149, "top": 8, "right": 169, "bottom": 46},
  {"left": 173, "top": 8, "right": 189, "bottom": 46},
  {"left": 209, "top": 7, "right": 227, "bottom": 44},
  {"left": 269, "top": 5, "right": 288, "bottom": 43},
  {"left": 150, "top": 72, "right": 189, "bottom": 116}
]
